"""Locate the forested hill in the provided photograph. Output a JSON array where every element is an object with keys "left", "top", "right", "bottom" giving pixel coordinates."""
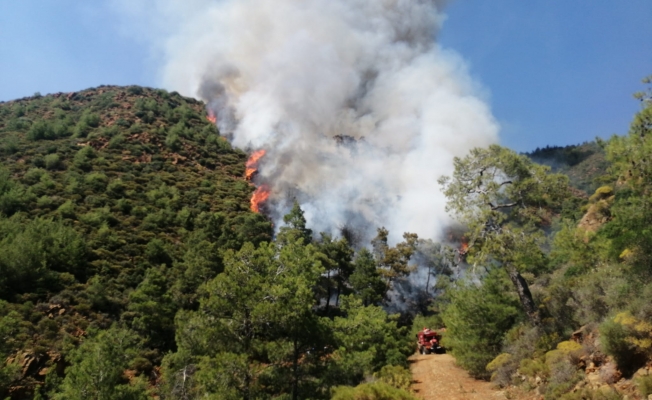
[
  {"left": 0, "top": 86, "right": 275, "bottom": 397},
  {"left": 524, "top": 141, "right": 608, "bottom": 194},
  {"left": 0, "top": 87, "right": 419, "bottom": 399}
]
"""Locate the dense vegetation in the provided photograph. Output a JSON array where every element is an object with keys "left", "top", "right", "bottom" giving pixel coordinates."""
[
  {"left": 0, "top": 87, "right": 417, "bottom": 399},
  {"left": 2, "top": 76, "right": 651, "bottom": 400},
  {"left": 432, "top": 77, "right": 652, "bottom": 399},
  {"left": 525, "top": 141, "right": 608, "bottom": 194}
]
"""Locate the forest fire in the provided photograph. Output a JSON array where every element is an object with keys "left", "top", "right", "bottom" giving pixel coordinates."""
[
  {"left": 251, "top": 185, "right": 270, "bottom": 213},
  {"left": 460, "top": 241, "right": 469, "bottom": 254},
  {"left": 206, "top": 110, "right": 217, "bottom": 124},
  {"left": 246, "top": 149, "right": 266, "bottom": 181}
]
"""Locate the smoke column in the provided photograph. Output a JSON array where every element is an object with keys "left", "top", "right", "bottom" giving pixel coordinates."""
[{"left": 113, "top": 0, "right": 499, "bottom": 242}]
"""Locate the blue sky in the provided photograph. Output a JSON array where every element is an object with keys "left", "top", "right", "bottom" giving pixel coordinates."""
[{"left": 1, "top": 1, "right": 650, "bottom": 152}]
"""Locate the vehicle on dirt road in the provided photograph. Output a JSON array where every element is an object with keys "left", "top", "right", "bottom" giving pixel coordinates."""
[{"left": 416, "top": 327, "right": 443, "bottom": 354}]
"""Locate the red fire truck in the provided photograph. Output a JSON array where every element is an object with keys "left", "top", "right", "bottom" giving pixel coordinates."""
[{"left": 416, "top": 328, "right": 443, "bottom": 354}]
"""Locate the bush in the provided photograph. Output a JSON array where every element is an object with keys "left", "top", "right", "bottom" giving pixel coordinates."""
[
  {"left": 600, "top": 312, "right": 650, "bottom": 375},
  {"left": 331, "top": 382, "right": 417, "bottom": 400},
  {"left": 637, "top": 374, "right": 652, "bottom": 397},
  {"left": 84, "top": 172, "right": 108, "bottom": 192},
  {"left": 589, "top": 185, "right": 614, "bottom": 203},
  {"left": 44, "top": 153, "right": 62, "bottom": 170},
  {"left": 1, "top": 135, "right": 19, "bottom": 154},
  {"left": 440, "top": 268, "right": 522, "bottom": 379},
  {"left": 57, "top": 200, "right": 76, "bottom": 219},
  {"left": 166, "top": 131, "right": 181, "bottom": 151},
  {"left": 108, "top": 133, "right": 126, "bottom": 149},
  {"left": 373, "top": 365, "right": 412, "bottom": 391},
  {"left": 27, "top": 120, "right": 56, "bottom": 140},
  {"left": 72, "top": 146, "right": 96, "bottom": 171},
  {"left": 127, "top": 86, "right": 144, "bottom": 95}
]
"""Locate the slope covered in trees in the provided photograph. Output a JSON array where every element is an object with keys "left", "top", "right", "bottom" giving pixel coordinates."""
[
  {"left": 525, "top": 141, "right": 608, "bottom": 194},
  {"left": 432, "top": 77, "right": 652, "bottom": 400},
  {"left": 0, "top": 87, "right": 422, "bottom": 399}
]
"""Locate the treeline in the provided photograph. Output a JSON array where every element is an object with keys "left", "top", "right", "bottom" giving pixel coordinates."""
[
  {"left": 431, "top": 77, "right": 652, "bottom": 399},
  {"left": 47, "top": 204, "right": 422, "bottom": 399},
  {"left": 524, "top": 141, "right": 609, "bottom": 194}
]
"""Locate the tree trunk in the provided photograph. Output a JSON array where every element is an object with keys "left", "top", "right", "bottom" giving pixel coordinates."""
[{"left": 506, "top": 266, "right": 540, "bottom": 326}]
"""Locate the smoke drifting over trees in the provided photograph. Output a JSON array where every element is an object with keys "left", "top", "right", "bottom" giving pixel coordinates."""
[{"left": 114, "top": 0, "right": 498, "bottom": 242}]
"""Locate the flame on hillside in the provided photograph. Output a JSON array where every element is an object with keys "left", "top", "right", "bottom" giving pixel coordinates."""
[
  {"left": 206, "top": 110, "right": 217, "bottom": 124},
  {"left": 251, "top": 185, "right": 270, "bottom": 213},
  {"left": 246, "top": 149, "right": 266, "bottom": 181}
]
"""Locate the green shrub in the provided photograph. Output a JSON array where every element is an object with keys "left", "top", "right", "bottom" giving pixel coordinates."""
[
  {"left": 127, "top": 86, "right": 144, "bottom": 95},
  {"left": 57, "top": 200, "right": 76, "bottom": 219},
  {"left": 486, "top": 353, "right": 513, "bottom": 383},
  {"left": 440, "top": 268, "right": 522, "bottom": 379},
  {"left": 558, "top": 387, "right": 623, "bottom": 400},
  {"left": 72, "top": 146, "right": 96, "bottom": 171},
  {"left": 589, "top": 186, "right": 614, "bottom": 203},
  {"left": 1, "top": 135, "right": 19, "bottom": 154},
  {"left": 637, "top": 374, "right": 652, "bottom": 397},
  {"left": 331, "top": 382, "right": 417, "bottom": 400},
  {"left": 108, "top": 133, "right": 126, "bottom": 149},
  {"left": 600, "top": 312, "right": 650, "bottom": 375},
  {"left": 373, "top": 365, "right": 412, "bottom": 391},
  {"left": 518, "top": 357, "right": 548, "bottom": 378},
  {"left": 107, "top": 179, "right": 125, "bottom": 197},
  {"left": 84, "top": 172, "right": 108, "bottom": 192},
  {"left": 165, "top": 131, "right": 181, "bottom": 151},
  {"left": 44, "top": 153, "right": 62, "bottom": 170},
  {"left": 27, "top": 120, "right": 56, "bottom": 140},
  {"left": 23, "top": 168, "right": 46, "bottom": 185},
  {"left": 36, "top": 196, "right": 55, "bottom": 210}
]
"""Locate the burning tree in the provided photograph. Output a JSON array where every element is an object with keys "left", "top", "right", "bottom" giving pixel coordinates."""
[{"left": 439, "top": 145, "right": 570, "bottom": 325}]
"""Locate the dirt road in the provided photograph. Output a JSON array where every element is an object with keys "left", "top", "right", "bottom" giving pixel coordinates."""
[{"left": 410, "top": 353, "right": 507, "bottom": 400}]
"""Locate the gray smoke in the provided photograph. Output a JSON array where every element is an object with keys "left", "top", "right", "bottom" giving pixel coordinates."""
[{"left": 111, "top": 0, "right": 498, "bottom": 243}]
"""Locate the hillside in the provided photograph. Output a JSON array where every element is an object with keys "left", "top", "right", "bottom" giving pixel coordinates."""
[
  {"left": 0, "top": 86, "right": 272, "bottom": 397},
  {"left": 0, "top": 86, "right": 423, "bottom": 400},
  {"left": 2, "top": 82, "right": 651, "bottom": 400},
  {"left": 524, "top": 142, "right": 609, "bottom": 194}
]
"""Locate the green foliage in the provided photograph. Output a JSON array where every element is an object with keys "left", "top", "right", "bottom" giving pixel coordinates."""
[
  {"left": 28, "top": 120, "right": 56, "bottom": 140},
  {"left": 330, "top": 297, "right": 412, "bottom": 384},
  {"left": 525, "top": 141, "right": 608, "bottom": 193},
  {"left": 164, "top": 236, "right": 328, "bottom": 399},
  {"left": 125, "top": 265, "right": 176, "bottom": 350},
  {"left": 0, "top": 307, "right": 24, "bottom": 396},
  {"left": 0, "top": 86, "right": 274, "bottom": 395},
  {"left": 331, "top": 382, "right": 417, "bottom": 400},
  {"left": 440, "top": 144, "right": 570, "bottom": 324},
  {"left": 0, "top": 216, "right": 87, "bottom": 298},
  {"left": 600, "top": 312, "right": 651, "bottom": 375},
  {"left": 349, "top": 248, "right": 385, "bottom": 306},
  {"left": 373, "top": 365, "right": 412, "bottom": 391},
  {"left": 44, "top": 153, "right": 62, "bottom": 170},
  {"left": 636, "top": 374, "right": 652, "bottom": 397},
  {"left": 440, "top": 268, "right": 522, "bottom": 379},
  {"left": 278, "top": 200, "right": 313, "bottom": 244},
  {"left": 371, "top": 227, "right": 418, "bottom": 284},
  {"left": 53, "top": 325, "right": 149, "bottom": 400}
]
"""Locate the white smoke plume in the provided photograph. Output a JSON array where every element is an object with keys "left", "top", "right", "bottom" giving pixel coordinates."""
[{"left": 112, "top": 0, "right": 499, "bottom": 243}]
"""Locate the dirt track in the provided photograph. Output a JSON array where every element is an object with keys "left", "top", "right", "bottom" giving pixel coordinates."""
[{"left": 410, "top": 353, "right": 508, "bottom": 400}]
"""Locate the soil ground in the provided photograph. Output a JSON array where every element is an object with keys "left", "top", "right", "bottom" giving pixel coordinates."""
[{"left": 409, "top": 352, "right": 508, "bottom": 400}]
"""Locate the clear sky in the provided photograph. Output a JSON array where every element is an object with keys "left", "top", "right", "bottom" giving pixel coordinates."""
[{"left": 1, "top": 1, "right": 650, "bottom": 152}]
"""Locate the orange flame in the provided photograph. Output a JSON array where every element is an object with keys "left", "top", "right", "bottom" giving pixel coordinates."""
[
  {"left": 246, "top": 149, "right": 266, "bottom": 181},
  {"left": 206, "top": 110, "right": 217, "bottom": 124},
  {"left": 251, "top": 185, "right": 270, "bottom": 213},
  {"left": 460, "top": 241, "right": 469, "bottom": 254}
]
